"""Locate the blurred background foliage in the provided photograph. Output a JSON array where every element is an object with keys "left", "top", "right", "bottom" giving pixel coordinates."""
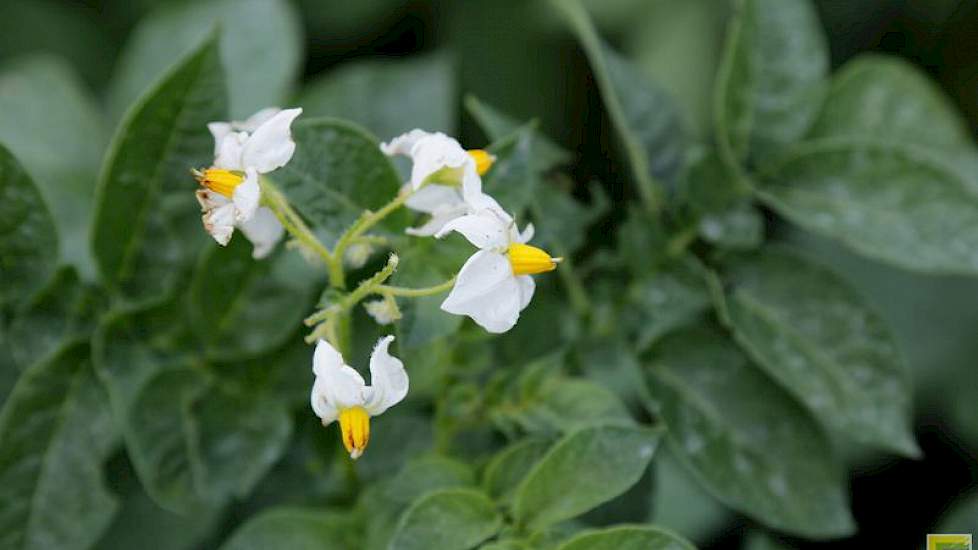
[{"left": 0, "top": 0, "right": 977, "bottom": 548}]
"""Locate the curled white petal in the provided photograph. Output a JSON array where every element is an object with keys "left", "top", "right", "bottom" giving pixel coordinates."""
[
  {"left": 517, "top": 274, "right": 535, "bottom": 310},
  {"left": 311, "top": 339, "right": 367, "bottom": 411},
  {"left": 310, "top": 377, "right": 338, "bottom": 424},
  {"left": 436, "top": 209, "right": 510, "bottom": 250},
  {"left": 214, "top": 131, "right": 248, "bottom": 170},
  {"left": 441, "top": 250, "right": 522, "bottom": 333},
  {"left": 202, "top": 202, "right": 236, "bottom": 246},
  {"left": 363, "top": 336, "right": 409, "bottom": 415},
  {"left": 207, "top": 122, "right": 232, "bottom": 155},
  {"left": 380, "top": 129, "right": 430, "bottom": 157},
  {"left": 238, "top": 207, "right": 284, "bottom": 259},
  {"left": 241, "top": 108, "right": 302, "bottom": 173},
  {"left": 406, "top": 184, "right": 464, "bottom": 214},
  {"left": 237, "top": 107, "right": 282, "bottom": 132}
]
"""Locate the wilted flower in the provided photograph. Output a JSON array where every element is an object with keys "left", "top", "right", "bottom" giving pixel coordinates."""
[
  {"left": 194, "top": 108, "right": 301, "bottom": 258},
  {"left": 436, "top": 207, "right": 560, "bottom": 333},
  {"left": 364, "top": 297, "right": 402, "bottom": 325},
  {"left": 381, "top": 129, "right": 499, "bottom": 236},
  {"left": 310, "top": 336, "right": 408, "bottom": 459}
]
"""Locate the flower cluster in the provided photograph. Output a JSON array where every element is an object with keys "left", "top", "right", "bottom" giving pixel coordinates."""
[
  {"left": 381, "top": 129, "right": 561, "bottom": 334},
  {"left": 192, "top": 112, "right": 560, "bottom": 459}
]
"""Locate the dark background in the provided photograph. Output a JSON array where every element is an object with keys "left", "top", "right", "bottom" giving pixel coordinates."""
[{"left": 1, "top": 1, "right": 975, "bottom": 548}]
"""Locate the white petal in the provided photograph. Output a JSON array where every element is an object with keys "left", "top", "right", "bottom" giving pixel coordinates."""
[
  {"left": 441, "top": 251, "right": 522, "bottom": 333},
  {"left": 214, "top": 131, "right": 248, "bottom": 170},
  {"left": 380, "top": 129, "right": 431, "bottom": 157},
  {"left": 195, "top": 188, "right": 230, "bottom": 211},
  {"left": 312, "top": 340, "right": 367, "bottom": 409},
  {"left": 238, "top": 207, "right": 284, "bottom": 259},
  {"left": 517, "top": 222, "right": 534, "bottom": 244},
  {"left": 207, "top": 122, "right": 232, "bottom": 155},
  {"left": 435, "top": 209, "right": 510, "bottom": 249},
  {"left": 363, "top": 336, "right": 409, "bottom": 416},
  {"left": 232, "top": 168, "right": 260, "bottom": 222},
  {"left": 202, "top": 202, "right": 236, "bottom": 245},
  {"left": 408, "top": 133, "right": 471, "bottom": 190},
  {"left": 241, "top": 108, "right": 302, "bottom": 173},
  {"left": 236, "top": 107, "right": 282, "bottom": 132},
  {"left": 310, "top": 377, "right": 339, "bottom": 424},
  {"left": 405, "top": 184, "right": 464, "bottom": 215},
  {"left": 406, "top": 208, "right": 467, "bottom": 237},
  {"left": 517, "top": 275, "right": 535, "bottom": 310}
]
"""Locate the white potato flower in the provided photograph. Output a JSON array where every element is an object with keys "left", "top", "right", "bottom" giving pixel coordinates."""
[
  {"left": 436, "top": 207, "right": 560, "bottom": 333},
  {"left": 380, "top": 129, "right": 499, "bottom": 236},
  {"left": 310, "top": 336, "right": 408, "bottom": 459},
  {"left": 194, "top": 107, "right": 302, "bottom": 258}
]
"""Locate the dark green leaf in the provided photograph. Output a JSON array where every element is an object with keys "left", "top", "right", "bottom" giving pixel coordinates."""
[
  {"left": 624, "top": 256, "right": 713, "bottom": 352},
  {"left": 108, "top": 0, "right": 301, "bottom": 120},
  {"left": 0, "top": 55, "right": 105, "bottom": 278},
  {"left": 556, "top": 526, "right": 695, "bottom": 550},
  {"left": 651, "top": 449, "right": 732, "bottom": 544},
  {"left": 298, "top": 52, "right": 456, "bottom": 140},
  {"left": 0, "top": 342, "right": 117, "bottom": 550},
  {"left": 272, "top": 118, "right": 407, "bottom": 245},
  {"left": 743, "top": 531, "right": 795, "bottom": 550},
  {"left": 758, "top": 139, "right": 978, "bottom": 275},
  {"left": 465, "top": 96, "right": 571, "bottom": 170},
  {"left": 91, "top": 35, "right": 225, "bottom": 302},
  {"left": 483, "top": 438, "right": 552, "bottom": 502},
  {"left": 553, "top": 0, "right": 684, "bottom": 207},
  {"left": 0, "top": 143, "right": 57, "bottom": 310},
  {"left": 189, "top": 236, "right": 320, "bottom": 360},
  {"left": 220, "top": 507, "right": 359, "bottom": 550},
  {"left": 937, "top": 491, "right": 978, "bottom": 535},
  {"left": 720, "top": 248, "right": 917, "bottom": 455},
  {"left": 683, "top": 149, "right": 762, "bottom": 250},
  {"left": 94, "top": 299, "right": 291, "bottom": 511},
  {"left": 384, "top": 455, "right": 476, "bottom": 505},
  {"left": 8, "top": 267, "right": 107, "bottom": 369},
  {"left": 513, "top": 425, "right": 661, "bottom": 530},
  {"left": 715, "top": 0, "right": 827, "bottom": 166},
  {"left": 647, "top": 325, "right": 854, "bottom": 538},
  {"left": 389, "top": 488, "right": 502, "bottom": 550}
]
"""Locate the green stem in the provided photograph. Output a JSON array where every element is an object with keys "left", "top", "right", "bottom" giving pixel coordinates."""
[
  {"left": 666, "top": 224, "right": 699, "bottom": 258},
  {"left": 375, "top": 277, "right": 456, "bottom": 298},
  {"left": 260, "top": 178, "right": 338, "bottom": 273},
  {"left": 332, "top": 189, "right": 413, "bottom": 278},
  {"left": 304, "top": 254, "right": 400, "bottom": 342}
]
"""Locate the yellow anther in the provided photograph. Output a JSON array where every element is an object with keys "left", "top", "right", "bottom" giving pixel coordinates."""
[
  {"left": 467, "top": 149, "right": 496, "bottom": 175},
  {"left": 508, "top": 243, "right": 560, "bottom": 275},
  {"left": 194, "top": 168, "right": 245, "bottom": 198},
  {"left": 338, "top": 406, "right": 371, "bottom": 459}
]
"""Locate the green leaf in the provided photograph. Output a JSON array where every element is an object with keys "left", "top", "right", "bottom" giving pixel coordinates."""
[
  {"left": 384, "top": 455, "right": 476, "bottom": 505},
  {"left": 495, "top": 376, "right": 634, "bottom": 436},
  {"left": 220, "top": 507, "right": 359, "bottom": 550},
  {"left": 555, "top": 526, "right": 695, "bottom": 550},
  {"left": 272, "top": 118, "right": 407, "bottom": 245},
  {"left": 758, "top": 138, "right": 978, "bottom": 275},
  {"left": 624, "top": 256, "right": 713, "bottom": 352},
  {"left": 189, "top": 236, "right": 320, "bottom": 360},
  {"left": 720, "top": 248, "right": 917, "bottom": 455},
  {"left": 513, "top": 425, "right": 661, "bottom": 530},
  {"left": 808, "top": 54, "right": 971, "bottom": 149},
  {"left": 937, "top": 491, "right": 978, "bottom": 535},
  {"left": 465, "top": 96, "right": 571, "bottom": 170},
  {"left": 0, "top": 143, "right": 57, "bottom": 310},
  {"left": 715, "top": 0, "right": 828, "bottom": 166},
  {"left": 552, "top": 0, "right": 684, "bottom": 209},
  {"left": 647, "top": 325, "right": 854, "bottom": 538},
  {"left": 651, "top": 449, "right": 732, "bottom": 544},
  {"left": 0, "top": 55, "right": 105, "bottom": 278},
  {"left": 108, "top": 0, "right": 301, "bottom": 120},
  {"left": 91, "top": 34, "right": 226, "bottom": 303},
  {"left": 8, "top": 267, "right": 107, "bottom": 369},
  {"left": 298, "top": 52, "right": 456, "bottom": 140},
  {"left": 483, "top": 438, "right": 552, "bottom": 502},
  {"left": 389, "top": 488, "right": 502, "bottom": 550},
  {"left": 682, "top": 149, "right": 762, "bottom": 251},
  {"left": 93, "top": 299, "right": 291, "bottom": 511},
  {"left": 743, "top": 531, "right": 795, "bottom": 550},
  {"left": 0, "top": 342, "right": 118, "bottom": 550}
]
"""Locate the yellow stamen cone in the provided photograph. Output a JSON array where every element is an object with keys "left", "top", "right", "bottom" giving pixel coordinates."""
[
  {"left": 194, "top": 168, "right": 245, "bottom": 198},
  {"left": 508, "top": 243, "right": 560, "bottom": 275},
  {"left": 467, "top": 149, "right": 496, "bottom": 175},
  {"left": 338, "top": 406, "right": 371, "bottom": 459}
]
